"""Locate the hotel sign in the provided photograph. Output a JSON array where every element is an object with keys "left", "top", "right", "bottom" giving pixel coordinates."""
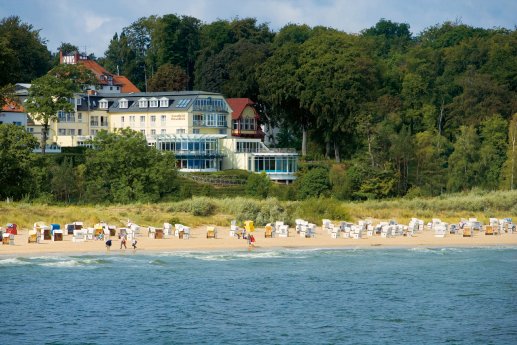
[{"left": 171, "top": 114, "right": 185, "bottom": 121}]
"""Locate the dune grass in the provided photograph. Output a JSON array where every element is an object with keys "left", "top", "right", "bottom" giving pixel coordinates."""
[{"left": 1, "top": 190, "right": 516, "bottom": 230}]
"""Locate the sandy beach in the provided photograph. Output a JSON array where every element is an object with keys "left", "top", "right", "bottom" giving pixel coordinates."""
[{"left": 1, "top": 226, "right": 516, "bottom": 256}]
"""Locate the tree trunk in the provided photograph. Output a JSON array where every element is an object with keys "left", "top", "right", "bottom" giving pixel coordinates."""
[
  {"left": 367, "top": 131, "right": 375, "bottom": 167},
  {"left": 511, "top": 127, "right": 516, "bottom": 190},
  {"left": 325, "top": 140, "right": 331, "bottom": 159},
  {"left": 334, "top": 140, "right": 341, "bottom": 163},
  {"left": 41, "top": 122, "right": 49, "bottom": 155},
  {"left": 301, "top": 127, "right": 307, "bottom": 157}
]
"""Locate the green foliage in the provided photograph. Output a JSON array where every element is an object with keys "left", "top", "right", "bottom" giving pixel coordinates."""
[
  {"left": 294, "top": 198, "right": 349, "bottom": 224},
  {"left": 0, "top": 16, "right": 51, "bottom": 85},
  {"left": 295, "top": 167, "right": 330, "bottom": 199},
  {"left": 147, "top": 63, "right": 188, "bottom": 91},
  {"left": 83, "top": 129, "right": 178, "bottom": 203},
  {"left": 0, "top": 124, "right": 39, "bottom": 200},
  {"left": 245, "top": 172, "right": 270, "bottom": 198}
]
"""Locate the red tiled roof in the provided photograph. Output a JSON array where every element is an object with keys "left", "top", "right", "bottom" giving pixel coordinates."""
[
  {"left": 227, "top": 98, "right": 256, "bottom": 120},
  {"left": 80, "top": 60, "right": 140, "bottom": 93},
  {"left": 1, "top": 100, "right": 25, "bottom": 112}
]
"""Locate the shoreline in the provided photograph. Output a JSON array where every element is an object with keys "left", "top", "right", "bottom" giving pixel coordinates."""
[{"left": 1, "top": 227, "right": 516, "bottom": 256}]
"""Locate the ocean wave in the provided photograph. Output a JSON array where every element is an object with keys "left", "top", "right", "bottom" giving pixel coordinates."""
[{"left": 0, "top": 257, "right": 32, "bottom": 266}]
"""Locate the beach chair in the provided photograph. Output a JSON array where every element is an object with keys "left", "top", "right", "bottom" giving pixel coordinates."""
[
  {"left": 244, "top": 221, "right": 254, "bottom": 234},
  {"left": 206, "top": 226, "right": 217, "bottom": 239},
  {"left": 463, "top": 226, "right": 473, "bottom": 237},
  {"left": 28, "top": 229, "right": 38, "bottom": 243},
  {"left": 86, "top": 228, "right": 94, "bottom": 240},
  {"left": 72, "top": 229, "right": 86, "bottom": 242},
  {"left": 2, "top": 233, "right": 10, "bottom": 245},
  {"left": 182, "top": 227, "right": 190, "bottom": 239},
  {"left": 485, "top": 225, "right": 494, "bottom": 235},
  {"left": 6, "top": 223, "right": 17, "bottom": 235},
  {"left": 322, "top": 219, "right": 332, "bottom": 233},
  {"left": 148, "top": 227, "right": 156, "bottom": 239},
  {"left": 230, "top": 220, "right": 239, "bottom": 238},
  {"left": 434, "top": 223, "right": 447, "bottom": 238},
  {"left": 52, "top": 229, "right": 63, "bottom": 241},
  {"left": 264, "top": 224, "right": 273, "bottom": 238},
  {"left": 163, "top": 223, "right": 172, "bottom": 237},
  {"left": 278, "top": 225, "right": 289, "bottom": 238},
  {"left": 174, "top": 224, "right": 183, "bottom": 237}
]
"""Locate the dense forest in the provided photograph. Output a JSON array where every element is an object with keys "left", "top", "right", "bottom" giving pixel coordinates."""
[{"left": 1, "top": 14, "right": 516, "bottom": 203}]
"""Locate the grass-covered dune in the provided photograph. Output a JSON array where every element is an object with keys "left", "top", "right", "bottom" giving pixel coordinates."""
[{"left": 1, "top": 190, "right": 516, "bottom": 230}]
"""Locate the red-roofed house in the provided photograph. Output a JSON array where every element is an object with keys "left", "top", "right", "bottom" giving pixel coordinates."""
[
  {"left": 227, "top": 98, "right": 264, "bottom": 140},
  {"left": 60, "top": 51, "right": 140, "bottom": 93},
  {"left": 0, "top": 100, "right": 27, "bottom": 127}
]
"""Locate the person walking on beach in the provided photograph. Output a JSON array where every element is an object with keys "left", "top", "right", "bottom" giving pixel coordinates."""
[
  {"left": 105, "top": 239, "right": 112, "bottom": 251},
  {"left": 132, "top": 239, "right": 137, "bottom": 251},
  {"left": 120, "top": 235, "right": 127, "bottom": 249}
]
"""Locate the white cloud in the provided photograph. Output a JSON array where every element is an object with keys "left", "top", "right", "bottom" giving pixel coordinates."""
[{"left": 84, "top": 14, "right": 112, "bottom": 33}]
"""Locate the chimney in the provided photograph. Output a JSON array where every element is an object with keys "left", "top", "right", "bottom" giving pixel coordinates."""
[{"left": 59, "top": 50, "right": 63, "bottom": 64}]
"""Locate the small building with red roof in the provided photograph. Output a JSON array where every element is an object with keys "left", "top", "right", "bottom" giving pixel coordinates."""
[
  {"left": 60, "top": 51, "right": 140, "bottom": 93},
  {"left": 0, "top": 100, "right": 27, "bottom": 127},
  {"left": 226, "top": 98, "right": 264, "bottom": 140}
]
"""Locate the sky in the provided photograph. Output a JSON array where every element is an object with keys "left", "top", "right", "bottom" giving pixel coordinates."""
[{"left": 1, "top": 0, "right": 516, "bottom": 57}]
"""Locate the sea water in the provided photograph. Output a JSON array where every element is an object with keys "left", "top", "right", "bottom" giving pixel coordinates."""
[{"left": 0, "top": 247, "right": 516, "bottom": 345}]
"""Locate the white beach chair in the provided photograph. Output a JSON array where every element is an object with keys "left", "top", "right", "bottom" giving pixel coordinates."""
[
  {"left": 163, "top": 223, "right": 172, "bottom": 238},
  {"left": 278, "top": 225, "right": 289, "bottom": 238}
]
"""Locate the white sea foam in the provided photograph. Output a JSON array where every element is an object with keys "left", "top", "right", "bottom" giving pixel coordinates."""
[
  {"left": 0, "top": 257, "right": 31, "bottom": 265},
  {"left": 39, "top": 260, "right": 81, "bottom": 267}
]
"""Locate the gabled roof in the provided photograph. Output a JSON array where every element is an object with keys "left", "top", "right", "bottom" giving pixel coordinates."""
[
  {"left": 80, "top": 60, "right": 140, "bottom": 93},
  {"left": 226, "top": 98, "right": 256, "bottom": 120}
]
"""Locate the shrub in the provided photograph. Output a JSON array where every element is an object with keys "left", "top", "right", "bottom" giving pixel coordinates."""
[
  {"left": 296, "top": 167, "right": 331, "bottom": 199},
  {"left": 245, "top": 172, "right": 270, "bottom": 198},
  {"left": 190, "top": 197, "right": 216, "bottom": 216},
  {"left": 294, "top": 197, "right": 349, "bottom": 224}
]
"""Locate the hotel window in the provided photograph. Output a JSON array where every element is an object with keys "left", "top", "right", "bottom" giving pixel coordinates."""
[
  {"left": 193, "top": 114, "right": 203, "bottom": 126},
  {"left": 151, "top": 129, "right": 156, "bottom": 135},
  {"left": 58, "top": 129, "right": 66, "bottom": 135},
  {"left": 99, "top": 99, "right": 108, "bottom": 109},
  {"left": 138, "top": 98, "right": 148, "bottom": 108},
  {"left": 233, "top": 120, "right": 239, "bottom": 130},
  {"left": 160, "top": 97, "right": 169, "bottom": 107},
  {"left": 193, "top": 128, "right": 200, "bottom": 134},
  {"left": 161, "top": 115, "right": 166, "bottom": 125},
  {"left": 76, "top": 98, "right": 82, "bottom": 106},
  {"left": 27, "top": 128, "right": 34, "bottom": 133},
  {"left": 121, "top": 116, "right": 125, "bottom": 124},
  {"left": 206, "top": 114, "right": 216, "bottom": 127},
  {"left": 90, "top": 116, "right": 99, "bottom": 126},
  {"left": 176, "top": 129, "right": 185, "bottom": 134},
  {"left": 77, "top": 113, "right": 82, "bottom": 122},
  {"left": 119, "top": 99, "right": 128, "bottom": 109},
  {"left": 67, "top": 129, "right": 75, "bottom": 135},
  {"left": 150, "top": 115, "right": 156, "bottom": 125},
  {"left": 140, "top": 116, "right": 145, "bottom": 125},
  {"left": 161, "top": 129, "right": 166, "bottom": 134},
  {"left": 217, "top": 114, "right": 226, "bottom": 127},
  {"left": 78, "top": 129, "right": 82, "bottom": 135},
  {"left": 129, "top": 116, "right": 135, "bottom": 124},
  {"left": 140, "top": 129, "right": 146, "bottom": 135},
  {"left": 150, "top": 98, "right": 158, "bottom": 108}
]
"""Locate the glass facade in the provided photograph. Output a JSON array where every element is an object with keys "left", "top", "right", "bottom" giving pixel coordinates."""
[
  {"left": 250, "top": 155, "right": 298, "bottom": 174},
  {"left": 155, "top": 135, "right": 224, "bottom": 172}
]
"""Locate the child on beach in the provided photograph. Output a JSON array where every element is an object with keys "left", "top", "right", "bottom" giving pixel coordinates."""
[
  {"left": 132, "top": 239, "right": 137, "bottom": 250},
  {"left": 105, "top": 239, "right": 112, "bottom": 251},
  {"left": 120, "top": 235, "right": 127, "bottom": 249}
]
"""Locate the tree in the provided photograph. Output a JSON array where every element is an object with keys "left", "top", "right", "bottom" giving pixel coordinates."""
[
  {"left": 84, "top": 129, "right": 178, "bottom": 203},
  {"left": 295, "top": 167, "right": 330, "bottom": 199},
  {"left": 0, "top": 16, "right": 51, "bottom": 84},
  {"left": 245, "top": 172, "right": 270, "bottom": 198},
  {"left": 25, "top": 64, "right": 95, "bottom": 153},
  {"left": 50, "top": 158, "right": 78, "bottom": 202},
  {"left": 478, "top": 115, "right": 508, "bottom": 189},
  {"left": 297, "top": 29, "right": 379, "bottom": 162},
  {"left": 0, "top": 124, "right": 39, "bottom": 200},
  {"left": 147, "top": 63, "right": 188, "bottom": 91},
  {"left": 447, "top": 125, "right": 480, "bottom": 191},
  {"left": 257, "top": 24, "right": 314, "bottom": 156},
  {"left": 501, "top": 113, "right": 517, "bottom": 190}
]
